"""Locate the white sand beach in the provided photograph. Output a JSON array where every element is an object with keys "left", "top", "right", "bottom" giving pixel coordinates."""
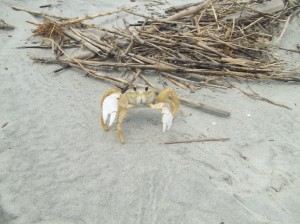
[{"left": 1, "top": 0, "right": 300, "bottom": 223}]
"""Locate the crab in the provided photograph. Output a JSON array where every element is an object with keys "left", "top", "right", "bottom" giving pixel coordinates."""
[{"left": 100, "top": 86, "right": 180, "bottom": 143}]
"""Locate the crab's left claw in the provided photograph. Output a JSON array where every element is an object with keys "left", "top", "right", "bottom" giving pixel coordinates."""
[
  {"left": 162, "top": 107, "right": 173, "bottom": 133},
  {"left": 102, "top": 93, "right": 120, "bottom": 127},
  {"left": 100, "top": 88, "right": 129, "bottom": 143}
]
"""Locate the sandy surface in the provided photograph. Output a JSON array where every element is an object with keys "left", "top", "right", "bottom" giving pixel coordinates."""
[{"left": 1, "top": 1, "right": 300, "bottom": 224}]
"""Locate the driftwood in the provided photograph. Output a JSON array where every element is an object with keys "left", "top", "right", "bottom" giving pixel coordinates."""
[
  {"left": 229, "top": 82, "right": 292, "bottom": 110},
  {"left": 13, "top": 0, "right": 299, "bottom": 115},
  {"left": 164, "top": 137, "right": 230, "bottom": 144},
  {"left": 11, "top": 6, "right": 69, "bottom": 20}
]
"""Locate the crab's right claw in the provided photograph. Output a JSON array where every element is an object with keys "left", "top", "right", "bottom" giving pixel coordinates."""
[
  {"left": 102, "top": 93, "right": 120, "bottom": 127},
  {"left": 162, "top": 107, "right": 173, "bottom": 133}
]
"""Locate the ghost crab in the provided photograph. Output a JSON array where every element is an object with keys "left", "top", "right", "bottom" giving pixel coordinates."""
[{"left": 100, "top": 86, "right": 180, "bottom": 143}]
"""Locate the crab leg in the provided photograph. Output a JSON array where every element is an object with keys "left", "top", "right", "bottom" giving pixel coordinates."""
[{"left": 116, "top": 108, "right": 128, "bottom": 143}]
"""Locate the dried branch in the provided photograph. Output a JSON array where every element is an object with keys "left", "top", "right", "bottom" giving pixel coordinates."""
[
  {"left": 15, "top": 0, "right": 300, "bottom": 117},
  {"left": 11, "top": 6, "right": 69, "bottom": 20},
  {"left": 164, "top": 137, "right": 230, "bottom": 144},
  {"left": 179, "top": 97, "right": 231, "bottom": 117},
  {"left": 230, "top": 82, "right": 292, "bottom": 110}
]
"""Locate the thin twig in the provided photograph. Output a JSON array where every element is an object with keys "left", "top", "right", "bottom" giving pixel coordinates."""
[
  {"left": 164, "top": 137, "right": 230, "bottom": 144},
  {"left": 230, "top": 82, "right": 292, "bottom": 110},
  {"left": 11, "top": 6, "right": 70, "bottom": 20},
  {"left": 276, "top": 15, "right": 291, "bottom": 44},
  {"left": 179, "top": 97, "right": 231, "bottom": 117}
]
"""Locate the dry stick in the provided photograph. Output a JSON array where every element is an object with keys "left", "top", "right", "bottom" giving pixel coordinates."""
[
  {"left": 243, "top": 17, "right": 264, "bottom": 30},
  {"left": 179, "top": 97, "right": 231, "bottom": 117},
  {"left": 128, "top": 69, "right": 142, "bottom": 87},
  {"left": 147, "top": 0, "right": 212, "bottom": 33},
  {"left": 43, "top": 39, "right": 130, "bottom": 87},
  {"left": 276, "top": 15, "right": 291, "bottom": 44},
  {"left": 70, "top": 28, "right": 110, "bottom": 53},
  {"left": 229, "top": 82, "right": 292, "bottom": 110},
  {"left": 63, "top": 29, "right": 106, "bottom": 56},
  {"left": 1, "top": 122, "right": 8, "bottom": 128},
  {"left": 164, "top": 137, "right": 230, "bottom": 144},
  {"left": 12, "top": 5, "right": 128, "bottom": 25},
  {"left": 165, "top": 2, "right": 200, "bottom": 13},
  {"left": 125, "top": 28, "right": 177, "bottom": 56},
  {"left": 17, "top": 44, "right": 79, "bottom": 49},
  {"left": 167, "top": 77, "right": 189, "bottom": 89},
  {"left": 74, "top": 29, "right": 114, "bottom": 50},
  {"left": 39, "top": 4, "right": 52, "bottom": 8},
  {"left": 122, "top": 9, "right": 184, "bottom": 25},
  {"left": 161, "top": 72, "right": 227, "bottom": 89},
  {"left": 139, "top": 74, "right": 156, "bottom": 88},
  {"left": 129, "top": 68, "right": 155, "bottom": 89},
  {"left": 229, "top": 18, "right": 235, "bottom": 40},
  {"left": 196, "top": 40, "right": 228, "bottom": 58},
  {"left": 11, "top": 6, "right": 70, "bottom": 20},
  {"left": 73, "top": 59, "right": 293, "bottom": 81},
  {"left": 124, "top": 34, "right": 134, "bottom": 55},
  {"left": 71, "top": 63, "right": 147, "bottom": 88},
  {"left": 279, "top": 47, "right": 300, "bottom": 53},
  {"left": 60, "top": 8, "right": 126, "bottom": 25},
  {"left": 129, "top": 53, "right": 177, "bottom": 69},
  {"left": 161, "top": 72, "right": 204, "bottom": 86},
  {"left": 211, "top": 3, "right": 218, "bottom": 23}
]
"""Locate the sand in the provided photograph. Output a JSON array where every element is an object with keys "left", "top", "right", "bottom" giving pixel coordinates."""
[{"left": 1, "top": 0, "right": 300, "bottom": 223}]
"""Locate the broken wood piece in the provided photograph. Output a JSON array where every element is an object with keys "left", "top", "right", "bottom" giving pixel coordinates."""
[
  {"left": 11, "top": 6, "right": 70, "bottom": 20},
  {"left": 1, "top": 122, "right": 8, "bottom": 128},
  {"left": 39, "top": 4, "right": 52, "bottom": 8},
  {"left": 179, "top": 97, "right": 231, "bottom": 117},
  {"left": 279, "top": 47, "right": 300, "bottom": 53},
  {"left": 164, "top": 137, "right": 230, "bottom": 144},
  {"left": 165, "top": 2, "right": 200, "bottom": 14},
  {"left": 60, "top": 8, "right": 126, "bottom": 25},
  {"left": 230, "top": 82, "right": 292, "bottom": 110},
  {"left": 63, "top": 29, "right": 105, "bottom": 56}
]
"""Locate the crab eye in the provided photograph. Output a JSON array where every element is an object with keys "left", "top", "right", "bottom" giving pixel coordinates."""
[
  {"left": 145, "top": 86, "right": 149, "bottom": 91},
  {"left": 133, "top": 87, "right": 137, "bottom": 91}
]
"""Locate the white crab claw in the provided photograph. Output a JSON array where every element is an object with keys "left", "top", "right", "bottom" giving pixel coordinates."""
[
  {"left": 102, "top": 93, "right": 120, "bottom": 127},
  {"left": 162, "top": 107, "right": 173, "bottom": 133}
]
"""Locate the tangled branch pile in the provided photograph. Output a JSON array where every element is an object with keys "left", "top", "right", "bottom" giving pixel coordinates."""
[{"left": 13, "top": 0, "right": 300, "bottom": 113}]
